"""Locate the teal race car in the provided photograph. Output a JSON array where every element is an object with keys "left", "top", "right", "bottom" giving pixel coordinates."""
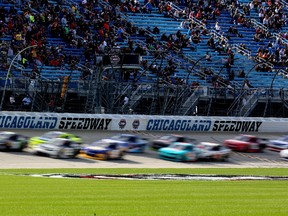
[{"left": 159, "top": 142, "right": 203, "bottom": 162}]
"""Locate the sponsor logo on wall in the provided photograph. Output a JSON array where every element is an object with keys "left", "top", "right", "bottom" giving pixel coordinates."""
[
  {"left": 146, "top": 119, "right": 263, "bottom": 132},
  {"left": 118, "top": 119, "right": 126, "bottom": 129},
  {"left": 212, "top": 121, "right": 262, "bottom": 132},
  {"left": 0, "top": 116, "right": 57, "bottom": 129},
  {"left": 132, "top": 120, "right": 140, "bottom": 129},
  {"left": 146, "top": 119, "right": 212, "bottom": 131},
  {"left": 58, "top": 117, "right": 112, "bottom": 130}
]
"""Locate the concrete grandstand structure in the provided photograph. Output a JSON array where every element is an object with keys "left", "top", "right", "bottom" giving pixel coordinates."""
[{"left": 1, "top": 0, "right": 288, "bottom": 116}]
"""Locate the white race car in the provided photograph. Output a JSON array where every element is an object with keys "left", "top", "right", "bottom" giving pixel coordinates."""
[
  {"left": 197, "top": 142, "right": 231, "bottom": 161},
  {"left": 33, "top": 138, "right": 81, "bottom": 159},
  {"left": 280, "top": 149, "right": 288, "bottom": 160}
]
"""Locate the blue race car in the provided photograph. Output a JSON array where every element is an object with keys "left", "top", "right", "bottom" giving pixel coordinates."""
[
  {"left": 267, "top": 136, "right": 288, "bottom": 152},
  {"left": 110, "top": 134, "right": 148, "bottom": 153},
  {"left": 80, "top": 139, "right": 127, "bottom": 160}
]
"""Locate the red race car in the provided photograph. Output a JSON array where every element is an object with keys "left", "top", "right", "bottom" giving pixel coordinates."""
[{"left": 224, "top": 135, "right": 267, "bottom": 153}]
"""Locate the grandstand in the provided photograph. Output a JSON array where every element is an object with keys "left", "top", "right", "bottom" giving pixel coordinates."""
[{"left": 0, "top": 0, "right": 288, "bottom": 117}]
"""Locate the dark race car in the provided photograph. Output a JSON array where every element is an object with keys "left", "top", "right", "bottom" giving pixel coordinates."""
[{"left": 151, "top": 134, "right": 196, "bottom": 150}]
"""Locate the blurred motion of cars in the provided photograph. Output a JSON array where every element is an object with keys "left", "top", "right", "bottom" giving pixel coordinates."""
[
  {"left": 267, "top": 136, "right": 288, "bottom": 152},
  {"left": 224, "top": 134, "right": 267, "bottom": 152},
  {"left": 197, "top": 142, "right": 231, "bottom": 161},
  {"left": 110, "top": 134, "right": 148, "bottom": 153},
  {"left": 151, "top": 134, "right": 196, "bottom": 150},
  {"left": 0, "top": 131, "right": 29, "bottom": 151},
  {"left": 280, "top": 149, "right": 288, "bottom": 160},
  {"left": 80, "top": 139, "right": 127, "bottom": 160},
  {"left": 33, "top": 138, "right": 81, "bottom": 158},
  {"left": 159, "top": 142, "right": 203, "bottom": 162},
  {"left": 29, "top": 131, "right": 83, "bottom": 148}
]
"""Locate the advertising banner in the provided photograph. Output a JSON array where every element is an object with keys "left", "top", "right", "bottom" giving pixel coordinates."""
[{"left": 0, "top": 112, "right": 287, "bottom": 133}]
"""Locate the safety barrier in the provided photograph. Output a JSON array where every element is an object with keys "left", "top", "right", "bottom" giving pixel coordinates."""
[{"left": 0, "top": 112, "right": 287, "bottom": 133}]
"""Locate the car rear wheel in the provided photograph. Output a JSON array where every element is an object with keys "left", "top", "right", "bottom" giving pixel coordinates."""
[
  {"left": 3, "top": 142, "right": 10, "bottom": 151},
  {"left": 140, "top": 146, "right": 146, "bottom": 153},
  {"left": 221, "top": 155, "right": 229, "bottom": 162},
  {"left": 119, "top": 152, "right": 124, "bottom": 159},
  {"left": 70, "top": 150, "right": 80, "bottom": 159},
  {"left": 57, "top": 149, "right": 66, "bottom": 159},
  {"left": 176, "top": 155, "right": 185, "bottom": 162},
  {"left": 103, "top": 154, "right": 109, "bottom": 160},
  {"left": 19, "top": 142, "right": 27, "bottom": 151},
  {"left": 0, "top": 144, "right": 8, "bottom": 151},
  {"left": 259, "top": 144, "right": 266, "bottom": 152},
  {"left": 190, "top": 154, "right": 198, "bottom": 162},
  {"left": 241, "top": 145, "right": 249, "bottom": 152},
  {"left": 34, "top": 151, "right": 41, "bottom": 156}
]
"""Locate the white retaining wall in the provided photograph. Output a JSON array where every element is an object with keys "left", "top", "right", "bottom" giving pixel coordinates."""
[{"left": 0, "top": 112, "right": 287, "bottom": 133}]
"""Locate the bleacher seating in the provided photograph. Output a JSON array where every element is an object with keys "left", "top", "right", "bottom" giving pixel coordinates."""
[{"left": 0, "top": 0, "right": 288, "bottom": 92}]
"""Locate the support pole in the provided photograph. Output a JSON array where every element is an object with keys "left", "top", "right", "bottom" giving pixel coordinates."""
[{"left": 0, "top": 45, "right": 38, "bottom": 111}]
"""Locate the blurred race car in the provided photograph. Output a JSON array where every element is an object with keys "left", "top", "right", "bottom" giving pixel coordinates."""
[
  {"left": 80, "top": 139, "right": 127, "bottom": 160},
  {"left": 110, "top": 134, "right": 148, "bottom": 153},
  {"left": 159, "top": 142, "right": 203, "bottom": 162},
  {"left": 267, "top": 136, "right": 288, "bottom": 152},
  {"left": 151, "top": 134, "right": 196, "bottom": 150},
  {"left": 33, "top": 138, "right": 81, "bottom": 159},
  {"left": 197, "top": 142, "right": 231, "bottom": 161},
  {"left": 224, "top": 134, "right": 267, "bottom": 152},
  {"left": 0, "top": 131, "right": 28, "bottom": 151},
  {"left": 29, "top": 131, "right": 83, "bottom": 148},
  {"left": 280, "top": 149, "right": 288, "bottom": 160}
]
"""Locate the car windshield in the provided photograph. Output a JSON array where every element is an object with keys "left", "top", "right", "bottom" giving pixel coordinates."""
[
  {"left": 205, "top": 145, "right": 221, "bottom": 151},
  {"left": 278, "top": 136, "right": 288, "bottom": 142},
  {"left": 234, "top": 135, "right": 249, "bottom": 141},
  {"left": 0, "top": 133, "right": 12, "bottom": 139},
  {"left": 41, "top": 132, "right": 63, "bottom": 139},
  {"left": 112, "top": 135, "right": 134, "bottom": 141},
  {"left": 170, "top": 143, "right": 190, "bottom": 150},
  {"left": 47, "top": 139, "right": 65, "bottom": 146},
  {"left": 90, "top": 141, "right": 109, "bottom": 148},
  {"left": 160, "top": 135, "right": 175, "bottom": 141}
]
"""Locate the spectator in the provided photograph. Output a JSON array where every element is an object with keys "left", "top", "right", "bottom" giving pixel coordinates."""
[
  {"left": 48, "top": 96, "right": 55, "bottom": 112},
  {"left": 215, "top": 22, "right": 221, "bottom": 32},
  {"left": 238, "top": 69, "right": 245, "bottom": 78},
  {"left": 22, "top": 95, "right": 32, "bottom": 109},
  {"left": 205, "top": 52, "right": 212, "bottom": 61},
  {"left": 152, "top": 26, "right": 160, "bottom": 34},
  {"left": 123, "top": 96, "right": 129, "bottom": 106},
  {"left": 9, "top": 95, "right": 15, "bottom": 105}
]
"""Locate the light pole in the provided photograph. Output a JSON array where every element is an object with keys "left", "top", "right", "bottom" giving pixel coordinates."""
[
  {"left": 245, "top": 61, "right": 272, "bottom": 78},
  {"left": 185, "top": 55, "right": 206, "bottom": 85},
  {"left": 270, "top": 69, "right": 281, "bottom": 91},
  {"left": 264, "top": 69, "right": 281, "bottom": 117},
  {"left": 0, "top": 44, "right": 38, "bottom": 111}
]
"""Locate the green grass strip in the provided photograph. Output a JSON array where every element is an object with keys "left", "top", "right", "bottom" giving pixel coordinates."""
[
  {"left": 1, "top": 167, "right": 288, "bottom": 176},
  {"left": 0, "top": 168, "right": 288, "bottom": 215}
]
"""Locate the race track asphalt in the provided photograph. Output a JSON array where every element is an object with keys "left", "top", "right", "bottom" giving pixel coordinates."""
[{"left": 0, "top": 130, "right": 287, "bottom": 169}]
